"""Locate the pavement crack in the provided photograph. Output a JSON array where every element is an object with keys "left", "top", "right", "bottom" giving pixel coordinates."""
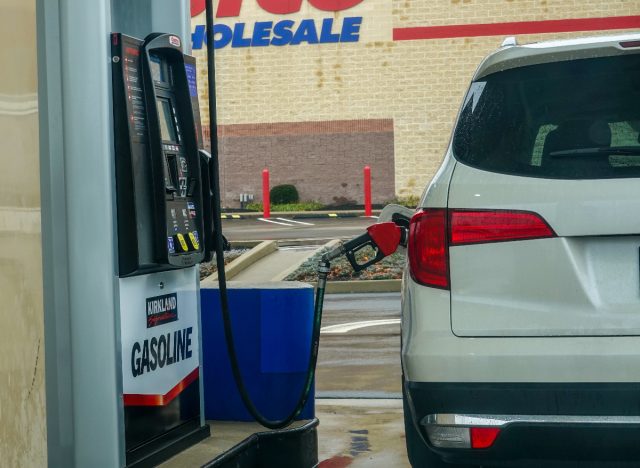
[{"left": 26, "top": 337, "right": 41, "bottom": 401}]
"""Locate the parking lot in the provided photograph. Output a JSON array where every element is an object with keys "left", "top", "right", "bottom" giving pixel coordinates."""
[
  {"left": 222, "top": 215, "right": 378, "bottom": 242},
  {"left": 316, "top": 292, "right": 407, "bottom": 467}
]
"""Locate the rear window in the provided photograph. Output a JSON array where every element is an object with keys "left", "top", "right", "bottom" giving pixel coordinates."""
[{"left": 452, "top": 53, "right": 640, "bottom": 179}]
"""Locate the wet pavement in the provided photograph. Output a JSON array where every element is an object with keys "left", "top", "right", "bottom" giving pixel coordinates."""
[
  {"left": 160, "top": 400, "right": 409, "bottom": 468},
  {"left": 222, "top": 216, "right": 376, "bottom": 242},
  {"left": 315, "top": 292, "right": 408, "bottom": 466},
  {"left": 317, "top": 293, "right": 402, "bottom": 396},
  {"left": 316, "top": 399, "right": 410, "bottom": 467}
]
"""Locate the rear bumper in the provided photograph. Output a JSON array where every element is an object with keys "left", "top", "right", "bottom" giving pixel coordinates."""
[
  {"left": 405, "top": 381, "right": 640, "bottom": 465},
  {"left": 402, "top": 277, "right": 640, "bottom": 383}
]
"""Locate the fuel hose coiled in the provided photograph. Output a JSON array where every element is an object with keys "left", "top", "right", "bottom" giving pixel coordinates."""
[{"left": 204, "top": 0, "right": 331, "bottom": 429}]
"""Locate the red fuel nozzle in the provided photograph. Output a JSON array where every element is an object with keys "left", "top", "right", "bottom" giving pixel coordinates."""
[
  {"left": 341, "top": 222, "right": 405, "bottom": 272},
  {"left": 367, "top": 222, "right": 405, "bottom": 255}
]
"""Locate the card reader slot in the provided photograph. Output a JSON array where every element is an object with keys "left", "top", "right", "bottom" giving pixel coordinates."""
[{"left": 165, "top": 153, "right": 179, "bottom": 194}]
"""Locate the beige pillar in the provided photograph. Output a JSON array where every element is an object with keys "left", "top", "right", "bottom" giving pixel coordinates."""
[{"left": 0, "top": 0, "right": 47, "bottom": 465}]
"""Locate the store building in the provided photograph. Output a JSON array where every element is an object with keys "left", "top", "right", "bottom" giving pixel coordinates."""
[{"left": 190, "top": 0, "right": 640, "bottom": 208}]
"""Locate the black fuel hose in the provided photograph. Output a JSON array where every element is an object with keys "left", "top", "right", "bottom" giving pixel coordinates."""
[{"left": 205, "top": 0, "right": 329, "bottom": 429}]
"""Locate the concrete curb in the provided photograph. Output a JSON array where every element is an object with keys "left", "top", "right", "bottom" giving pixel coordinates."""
[
  {"left": 230, "top": 238, "right": 352, "bottom": 249},
  {"left": 201, "top": 240, "right": 277, "bottom": 286},
  {"left": 221, "top": 210, "right": 381, "bottom": 220},
  {"left": 308, "top": 279, "right": 402, "bottom": 294},
  {"left": 276, "top": 238, "right": 340, "bottom": 247},
  {"left": 271, "top": 245, "right": 322, "bottom": 282},
  {"left": 208, "top": 238, "right": 403, "bottom": 293}
]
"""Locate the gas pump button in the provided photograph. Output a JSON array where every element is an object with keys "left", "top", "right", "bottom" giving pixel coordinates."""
[
  {"left": 188, "top": 232, "right": 200, "bottom": 250},
  {"left": 174, "top": 233, "right": 189, "bottom": 252}
]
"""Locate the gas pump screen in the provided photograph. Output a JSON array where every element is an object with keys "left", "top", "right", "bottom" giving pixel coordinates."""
[
  {"left": 150, "top": 54, "right": 166, "bottom": 82},
  {"left": 157, "top": 99, "right": 178, "bottom": 142}
]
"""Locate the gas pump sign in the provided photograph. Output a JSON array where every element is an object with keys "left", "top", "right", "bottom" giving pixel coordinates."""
[
  {"left": 119, "top": 270, "right": 200, "bottom": 407},
  {"left": 117, "top": 267, "right": 203, "bottom": 459},
  {"left": 191, "top": 0, "right": 365, "bottom": 49}
]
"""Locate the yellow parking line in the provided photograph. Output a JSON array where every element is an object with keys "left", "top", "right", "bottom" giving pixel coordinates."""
[
  {"left": 231, "top": 215, "right": 241, "bottom": 219},
  {"left": 328, "top": 213, "right": 338, "bottom": 217},
  {"left": 221, "top": 215, "right": 227, "bottom": 219}
]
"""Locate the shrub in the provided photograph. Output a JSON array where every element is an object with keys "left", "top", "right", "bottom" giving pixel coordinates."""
[
  {"left": 270, "top": 184, "right": 299, "bottom": 204},
  {"left": 389, "top": 194, "right": 420, "bottom": 208}
]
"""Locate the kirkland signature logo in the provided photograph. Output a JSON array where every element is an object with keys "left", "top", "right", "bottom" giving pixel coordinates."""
[
  {"left": 191, "top": 0, "right": 364, "bottom": 49},
  {"left": 146, "top": 293, "right": 178, "bottom": 328}
]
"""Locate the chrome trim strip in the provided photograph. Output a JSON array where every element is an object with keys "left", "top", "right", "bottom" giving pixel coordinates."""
[{"left": 422, "top": 413, "right": 640, "bottom": 428}]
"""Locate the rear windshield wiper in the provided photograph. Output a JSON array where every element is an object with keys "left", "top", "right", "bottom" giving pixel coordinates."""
[{"left": 550, "top": 146, "right": 640, "bottom": 158}]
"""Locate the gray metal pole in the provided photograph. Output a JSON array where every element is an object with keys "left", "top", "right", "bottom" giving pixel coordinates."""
[
  {"left": 152, "top": 0, "right": 191, "bottom": 52},
  {"left": 37, "top": 0, "right": 75, "bottom": 465},
  {"left": 112, "top": 0, "right": 190, "bottom": 49},
  {"left": 38, "top": 0, "right": 124, "bottom": 465}
]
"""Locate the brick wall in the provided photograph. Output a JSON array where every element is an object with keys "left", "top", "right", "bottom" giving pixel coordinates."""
[
  {"left": 206, "top": 119, "right": 395, "bottom": 207},
  {"left": 191, "top": 0, "right": 640, "bottom": 201}
]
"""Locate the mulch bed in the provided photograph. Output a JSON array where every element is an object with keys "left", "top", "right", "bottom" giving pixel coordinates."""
[{"left": 285, "top": 246, "right": 405, "bottom": 282}]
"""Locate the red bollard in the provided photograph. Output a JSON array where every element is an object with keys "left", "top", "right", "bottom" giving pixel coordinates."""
[
  {"left": 262, "top": 168, "right": 270, "bottom": 219},
  {"left": 364, "top": 165, "right": 372, "bottom": 217}
]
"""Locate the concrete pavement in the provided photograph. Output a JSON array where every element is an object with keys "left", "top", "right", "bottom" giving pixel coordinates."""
[
  {"left": 230, "top": 245, "right": 319, "bottom": 282},
  {"left": 316, "top": 399, "right": 410, "bottom": 468},
  {"left": 160, "top": 399, "right": 409, "bottom": 468},
  {"left": 317, "top": 293, "right": 402, "bottom": 397}
]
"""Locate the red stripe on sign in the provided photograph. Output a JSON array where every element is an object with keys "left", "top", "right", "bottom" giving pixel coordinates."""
[
  {"left": 123, "top": 368, "right": 199, "bottom": 407},
  {"left": 393, "top": 15, "right": 640, "bottom": 41}
]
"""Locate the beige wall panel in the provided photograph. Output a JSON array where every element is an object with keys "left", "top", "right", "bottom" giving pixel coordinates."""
[
  {"left": 192, "top": 1, "right": 640, "bottom": 198},
  {"left": 0, "top": 1, "right": 46, "bottom": 466}
]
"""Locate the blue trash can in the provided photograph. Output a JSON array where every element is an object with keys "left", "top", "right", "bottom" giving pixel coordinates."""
[{"left": 200, "top": 281, "right": 315, "bottom": 421}]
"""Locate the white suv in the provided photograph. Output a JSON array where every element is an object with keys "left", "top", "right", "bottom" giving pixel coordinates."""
[{"left": 402, "top": 33, "right": 640, "bottom": 467}]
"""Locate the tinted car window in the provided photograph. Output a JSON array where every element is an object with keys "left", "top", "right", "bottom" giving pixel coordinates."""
[{"left": 452, "top": 53, "right": 640, "bottom": 179}]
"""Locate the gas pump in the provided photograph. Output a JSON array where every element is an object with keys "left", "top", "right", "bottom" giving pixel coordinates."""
[{"left": 111, "top": 32, "right": 212, "bottom": 466}]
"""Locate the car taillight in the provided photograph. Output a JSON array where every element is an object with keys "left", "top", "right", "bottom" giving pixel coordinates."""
[
  {"left": 409, "top": 209, "right": 449, "bottom": 289},
  {"left": 450, "top": 210, "right": 555, "bottom": 246},
  {"left": 409, "top": 208, "right": 555, "bottom": 289}
]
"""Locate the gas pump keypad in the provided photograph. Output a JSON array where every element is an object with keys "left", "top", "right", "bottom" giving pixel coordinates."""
[{"left": 153, "top": 64, "right": 200, "bottom": 259}]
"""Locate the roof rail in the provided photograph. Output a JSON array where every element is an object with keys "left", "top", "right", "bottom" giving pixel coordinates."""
[{"left": 501, "top": 36, "right": 517, "bottom": 47}]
